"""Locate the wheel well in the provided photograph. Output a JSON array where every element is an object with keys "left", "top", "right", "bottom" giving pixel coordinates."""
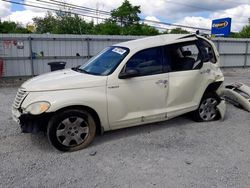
[
  {"left": 198, "top": 81, "right": 223, "bottom": 105},
  {"left": 55, "top": 105, "right": 103, "bottom": 135},
  {"left": 204, "top": 81, "right": 223, "bottom": 94}
]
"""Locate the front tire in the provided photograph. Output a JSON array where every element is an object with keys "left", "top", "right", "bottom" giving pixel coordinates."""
[
  {"left": 192, "top": 92, "right": 220, "bottom": 122},
  {"left": 47, "top": 109, "right": 96, "bottom": 152}
]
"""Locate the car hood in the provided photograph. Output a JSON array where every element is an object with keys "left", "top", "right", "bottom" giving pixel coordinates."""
[{"left": 22, "top": 69, "right": 107, "bottom": 92}]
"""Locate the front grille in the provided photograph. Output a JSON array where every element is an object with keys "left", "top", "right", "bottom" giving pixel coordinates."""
[{"left": 13, "top": 88, "right": 28, "bottom": 109}]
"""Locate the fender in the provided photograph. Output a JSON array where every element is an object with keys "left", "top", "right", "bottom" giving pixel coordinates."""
[{"left": 21, "top": 87, "right": 110, "bottom": 131}]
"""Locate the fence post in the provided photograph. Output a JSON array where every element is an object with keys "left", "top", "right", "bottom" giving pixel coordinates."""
[
  {"left": 217, "top": 40, "right": 220, "bottom": 53},
  {"left": 29, "top": 36, "right": 34, "bottom": 76},
  {"left": 244, "top": 41, "right": 249, "bottom": 68},
  {"left": 86, "top": 38, "right": 90, "bottom": 59},
  {"left": 216, "top": 40, "right": 222, "bottom": 67}
]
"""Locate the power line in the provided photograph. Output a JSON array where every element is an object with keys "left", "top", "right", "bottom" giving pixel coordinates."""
[
  {"left": 141, "top": 19, "right": 210, "bottom": 31},
  {"left": 22, "top": 0, "right": 65, "bottom": 10},
  {"left": 163, "top": 0, "right": 250, "bottom": 21},
  {"left": 35, "top": 0, "right": 110, "bottom": 17},
  {"left": 39, "top": 0, "right": 250, "bottom": 25},
  {"left": 49, "top": 0, "right": 110, "bottom": 15},
  {"left": 44, "top": 0, "right": 248, "bottom": 26},
  {"left": 2, "top": 0, "right": 108, "bottom": 20},
  {"left": 6, "top": 0, "right": 244, "bottom": 32},
  {"left": 45, "top": 1, "right": 212, "bottom": 30},
  {"left": 48, "top": 0, "right": 250, "bottom": 24},
  {"left": 222, "top": 0, "right": 250, "bottom": 6},
  {"left": 40, "top": 1, "right": 211, "bottom": 30}
]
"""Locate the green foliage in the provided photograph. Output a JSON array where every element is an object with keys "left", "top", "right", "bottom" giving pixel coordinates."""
[
  {"left": 55, "top": 13, "right": 94, "bottom": 34},
  {"left": 121, "top": 24, "right": 159, "bottom": 35},
  {"left": 227, "top": 19, "right": 250, "bottom": 38},
  {"left": 167, "top": 28, "right": 190, "bottom": 34},
  {"left": 93, "top": 20, "right": 121, "bottom": 35},
  {"left": 111, "top": 0, "right": 141, "bottom": 27},
  {"left": 137, "top": 24, "right": 159, "bottom": 35},
  {"left": 33, "top": 12, "right": 57, "bottom": 34},
  {"left": 31, "top": 0, "right": 157, "bottom": 36},
  {"left": 229, "top": 32, "right": 240, "bottom": 38},
  {"left": 2, "top": 0, "right": 250, "bottom": 38},
  {"left": 3, "top": 0, "right": 159, "bottom": 36},
  {"left": 237, "top": 18, "right": 250, "bottom": 38},
  {"left": 33, "top": 11, "right": 94, "bottom": 34},
  {"left": 0, "top": 20, "right": 30, "bottom": 33}
]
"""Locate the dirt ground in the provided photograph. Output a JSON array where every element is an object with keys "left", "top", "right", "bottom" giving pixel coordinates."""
[{"left": 0, "top": 68, "right": 250, "bottom": 188}]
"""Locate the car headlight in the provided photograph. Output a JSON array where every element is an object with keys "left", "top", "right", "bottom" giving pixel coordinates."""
[{"left": 24, "top": 101, "right": 50, "bottom": 115}]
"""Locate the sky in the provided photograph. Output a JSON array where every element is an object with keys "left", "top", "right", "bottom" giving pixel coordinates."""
[{"left": 1, "top": 0, "right": 250, "bottom": 32}]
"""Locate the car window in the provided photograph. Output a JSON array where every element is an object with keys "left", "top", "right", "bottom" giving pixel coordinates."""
[
  {"left": 124, "top": 47, "right": 164, "bottom": 76},
  {"left": 79, "top": 46, "right": 129, "bottom": 76},
  {"left": 198, "top": 39, "right": 216, "bottom": 63},
  {"left": 167, "top": 42, "right": 202, "bottom": 72},
  {"left": 182, "top": 44, "right": 199, "bottom": 61}
]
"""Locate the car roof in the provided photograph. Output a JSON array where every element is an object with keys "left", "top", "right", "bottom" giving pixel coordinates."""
[{"left": 115, "top": 34, "right": 198, "bottom": 51}]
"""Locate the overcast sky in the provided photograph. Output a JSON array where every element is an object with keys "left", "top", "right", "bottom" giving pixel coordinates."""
[{"left": 1, "top": 0, "right": 250, "bottom": 32}]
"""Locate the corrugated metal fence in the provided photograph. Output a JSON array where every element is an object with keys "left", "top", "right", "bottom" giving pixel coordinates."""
[{"left": 0, "top": 34, "right": 250, "bottom": 77}]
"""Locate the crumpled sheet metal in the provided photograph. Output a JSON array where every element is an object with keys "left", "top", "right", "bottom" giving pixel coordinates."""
[{"left": 222, "top": 82, "right": 250, "bottom": 112}]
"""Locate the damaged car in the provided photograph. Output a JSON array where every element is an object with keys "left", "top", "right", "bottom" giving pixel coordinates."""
[{"left": 12, "top": 34, "right": 225, "bottom": 151}]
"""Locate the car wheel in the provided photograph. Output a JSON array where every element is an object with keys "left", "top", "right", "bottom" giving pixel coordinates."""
[
  {"left": 192, "top": 93, "right": 220, "bottom": 122},
  {"left": 47, "top": 109, "right": 96, "bottom": 152}
]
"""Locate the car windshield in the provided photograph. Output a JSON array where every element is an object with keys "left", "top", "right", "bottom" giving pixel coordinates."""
[{"left": 78, "top": 46, "right": 129, "bottom": 76}]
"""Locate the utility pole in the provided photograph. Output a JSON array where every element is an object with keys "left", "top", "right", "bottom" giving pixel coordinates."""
[{"left": 96, "top": 3, "right": 99, "bottom": 24}]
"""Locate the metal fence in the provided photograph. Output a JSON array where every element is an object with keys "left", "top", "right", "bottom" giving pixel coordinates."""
[
  {"left": 212, "top": 38, "right": 250, "bottom": 67},
  {"left": 0, "top": 34, "right": 250, "bottom": 77}
]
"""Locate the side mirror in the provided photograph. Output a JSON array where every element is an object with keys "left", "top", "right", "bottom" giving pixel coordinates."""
[
  {"left": 119, "top": 69, "right": 139, "bottom": 79},
  {"left": 182, "top": 50, "right": 192, "bottom": 57},
  {"left": 202, "top": 53, "right": 213, "bottom": 62},
  {"left": 71, "top": 65, "right": 81, "bottom": 71},
  {"left": 203, "top": 56, "right": 210, "bottom": 62}
]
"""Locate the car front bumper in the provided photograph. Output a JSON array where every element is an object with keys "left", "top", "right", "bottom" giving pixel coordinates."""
[
  {"left": 12, "top": 107, "right": 21, "bottom": 124},
  {"left": 12, "top": 108, "right": 52, "bottom": 133}
]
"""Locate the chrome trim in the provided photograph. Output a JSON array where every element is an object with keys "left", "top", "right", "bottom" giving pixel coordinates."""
[{"left": 13, "top": 88, "right": 28, "bottom": 109}]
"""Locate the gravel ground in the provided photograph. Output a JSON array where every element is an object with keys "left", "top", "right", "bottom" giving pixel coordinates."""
[{"left": 0, "top": 68, "right": 250, "bottom": 188}]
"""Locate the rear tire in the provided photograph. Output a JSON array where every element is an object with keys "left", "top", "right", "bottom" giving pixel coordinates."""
[
  {"left": 192, "top": 92, "right": 221, "bottom": 122},
  {"left": 47, "top": 109, "right": 96, "bottom": 152}
]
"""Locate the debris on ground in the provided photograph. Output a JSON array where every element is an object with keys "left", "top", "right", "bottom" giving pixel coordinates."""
[{"left": 222, "top": 82, "right": 250, "bottom": 112}]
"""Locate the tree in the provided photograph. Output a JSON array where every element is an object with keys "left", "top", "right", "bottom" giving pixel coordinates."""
[
  {"left": 31, "top": 0, "right": 159, "bottom": 36},
  {"left": 229, "top": 32, "right": 240, "bottom": 38},
  {"left": 0, "top": 20, "right": 30, "bottom": 33},
  {"left": 237, "top": 18, "right": 250, "bottom": 38},
  {"left": 33, "top": 12, "right": 58, "bottom": 33},
  {"left": 168, "top": 28, "right": 190, "bottom": 34},
  {"left": 55, "top": 13, "right": 94, "bottom": 34},
  {"left": 93, "top": 20, "right": 120, "bottom": 35},
  {"left": 33, "top": 11, "right": 94, "bottom": 34},
  {"left": 121, "top": 24, "right": 159, "bottom": 36},
  {"left": 111, "top": 0, "right": 141, "bottom": 27},
  {"left": 138, "top": 24, "right": 159, "bottom": 35}
]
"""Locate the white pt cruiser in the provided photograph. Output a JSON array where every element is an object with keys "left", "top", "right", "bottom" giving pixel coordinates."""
[{"left": 12, "top": 34, "right": 226, "bottom": 151}]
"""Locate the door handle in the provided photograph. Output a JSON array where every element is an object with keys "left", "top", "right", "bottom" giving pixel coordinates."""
[
  {"left": 156, "top": 80, "right": 168, "bottom": 85},
  {"left": 163, "top": 80, "right": 168, "bottom": 84},
  {"left": 200, "top": 69, "right": 211, "bottom": 74}
]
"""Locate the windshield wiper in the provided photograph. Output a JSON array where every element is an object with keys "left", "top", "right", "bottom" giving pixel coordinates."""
[
  {"left": 71, "top": 66, "right": 90, "bottom": 74},
  {"left": 76, "top": 68, "right": 95, "bottom": 75},
  {"left": 71, "top": 65, "right": 81, "bottom": 71}
]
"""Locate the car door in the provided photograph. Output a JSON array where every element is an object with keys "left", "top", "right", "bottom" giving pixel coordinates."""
[
  {"left": 166, "top": 41, "right": 209, "bottom": 118},
  {"left": 107, "top": 46, "right": 170, "bottom": 129}
]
